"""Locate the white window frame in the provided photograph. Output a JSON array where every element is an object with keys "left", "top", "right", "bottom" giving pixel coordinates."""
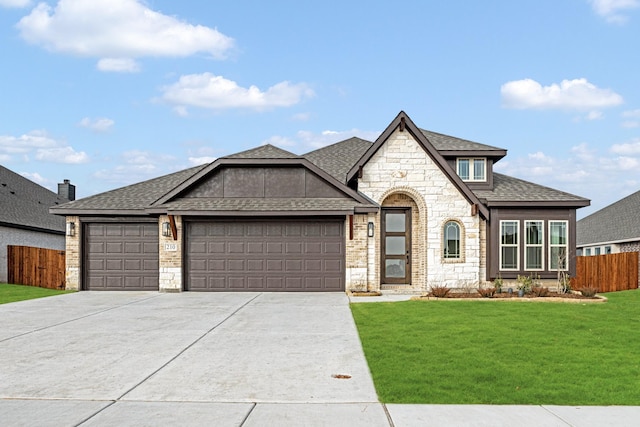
[
  {"left": 500, "top": 220, "right": 519, "bottom": 271},
  {"left": 457, "top": 158, "right": 487, "bottom": 182},
  {"left": 549, "top": 220, "right": 568, "bottom": 271},
  {"left": 443, "top": 220, "right": 462, "bottom": 260},
  {"left": 524, "top": 220, "right": 544, "bottom": 271},
  {"left": 585, "top": 248, "right": 591, "bottom": 256}
]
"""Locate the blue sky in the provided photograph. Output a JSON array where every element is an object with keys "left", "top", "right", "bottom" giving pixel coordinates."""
[{"left": 1, "top": 0, "right": 639, "bottom": 218}]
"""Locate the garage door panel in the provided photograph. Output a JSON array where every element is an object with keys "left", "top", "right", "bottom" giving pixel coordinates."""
[
  {"left": 186, "top": 219, "right": 344, "bottom": 292},
  {"left": 85, "top": 223, "right": 158, "bottom": 291}
]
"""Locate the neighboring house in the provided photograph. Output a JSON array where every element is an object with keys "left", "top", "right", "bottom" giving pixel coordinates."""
[
  {"left": 0, "top": 165, "right": 75, "bottom": 282},
  {"left": 576, "top": 190, "right": 640, "bottom": 256},
  {"left": 51, "top": 111, "right": 589, "bottom": 292}
]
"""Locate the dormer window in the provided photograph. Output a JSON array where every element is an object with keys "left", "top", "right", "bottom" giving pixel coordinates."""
[{"left": 457, "top": 158, "right": 486, "bottom": 182}]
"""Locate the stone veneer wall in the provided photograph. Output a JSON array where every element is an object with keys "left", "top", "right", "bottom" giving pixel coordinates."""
[
  {"left": 357, "top": 128, "right": 482, "bottom": 290},
  {"left": 65, "top": 216, "right": 80, "bottom": 290},
  {"left": 345, "top": 215, "right": 369, "bottom": 291},
  {"left": 159, "top": 215, "right": 183, "bottom": 292}
]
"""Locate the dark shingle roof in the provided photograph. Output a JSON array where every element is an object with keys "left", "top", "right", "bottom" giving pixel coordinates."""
[
  {"left": 420, "top": 129, "right": 506, "bottom": 153},
  {"left": 51, "top": 165, "right": 206, "bottom": 213},
  {"left": 225, "top": 144, "right": 298, "bottom": 159},
  {"left": 304, "top": 137, "right": 372, "bottom": 183},
  {"left": 473, "top": 173, "right": 590, "bottom": 205},
  {"left": 0, "top": 165, "right": 67, "bottom": 232},
  {"left": 576, "top": 190, "right": 640, "bottom": 246},
  {"left": 159, "top": 198, "right": 366, "bottom": 212}
]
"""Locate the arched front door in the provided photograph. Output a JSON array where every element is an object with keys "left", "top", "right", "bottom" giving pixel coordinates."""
[{"left": 381, "top": 207, "right": 411, "bottom": 284}]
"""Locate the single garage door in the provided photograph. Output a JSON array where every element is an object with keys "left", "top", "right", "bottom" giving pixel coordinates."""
[
  {"left": 186, "top": 219, "right": 344, "bottom": 291},
  {"left": 84, "top": 223, "right": 159, "bottom": 291}
]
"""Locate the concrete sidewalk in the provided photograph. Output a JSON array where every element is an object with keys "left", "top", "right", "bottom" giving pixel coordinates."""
[{"left": 1, "top": 292, "right": 638, "bottom": 426}]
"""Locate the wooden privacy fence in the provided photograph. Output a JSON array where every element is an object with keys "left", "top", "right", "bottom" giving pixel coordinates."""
[
  {"left": 573, "top": 252, "right": 639, "bottom": 293},
  {"left": 7, "top": 245, "right": 66, "bottom": 290}
]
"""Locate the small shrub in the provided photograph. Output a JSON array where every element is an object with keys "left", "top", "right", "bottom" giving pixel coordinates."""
[
  {"left": 558, "top": 271, "right": 572, "bottom": 294},
  {"left": 428, "top": 285, "right": 451, "bottom": 298},
  {"left": 494, "top": 274, "right": 503, "bottom": 293},
  {"left": 580, "top": 286, "right": 599, "bottom": 297},
  {"left": 516, "top": 274, "right": 533, "bottom": 293},
  {"left": 477, "top": 287, "right": 496, "bottom": 298},
  {"left": 530, "top": 286, "right": 549, "bottom": 297}
]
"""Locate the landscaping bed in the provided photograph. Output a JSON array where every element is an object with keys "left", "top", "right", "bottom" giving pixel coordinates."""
[{"left": 413, "top": 291, "right": 606, "bottom": 303}]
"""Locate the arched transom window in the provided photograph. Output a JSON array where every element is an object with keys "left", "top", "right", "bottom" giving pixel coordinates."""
[{"left": 444, "top": 221, "right": 461, "bottom": 259}]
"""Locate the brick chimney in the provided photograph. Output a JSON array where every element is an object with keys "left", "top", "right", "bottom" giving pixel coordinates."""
[{"left": 58, "top": 179, "right": 76, "bottom": 201}]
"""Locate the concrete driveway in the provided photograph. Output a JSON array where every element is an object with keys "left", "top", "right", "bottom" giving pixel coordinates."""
[{"left": 0, "top": 292, "right": 387, "bottom": 426}]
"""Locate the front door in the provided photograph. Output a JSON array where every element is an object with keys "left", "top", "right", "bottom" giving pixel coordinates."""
[{"left": 381, "top": 208, "right": 411, "bottom": 284}]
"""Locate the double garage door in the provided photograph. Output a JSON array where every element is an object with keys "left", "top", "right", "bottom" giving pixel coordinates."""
[
  {"left": 185, "top": 219, "right": 345, "bottom": 291},
  {"left": 84, "top": 219, "right": 345, "bottom": 292}
]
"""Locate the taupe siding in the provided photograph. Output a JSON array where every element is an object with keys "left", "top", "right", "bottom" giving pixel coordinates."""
[{"left": 185, "top": 219, "right": 344, "bottom": 291}]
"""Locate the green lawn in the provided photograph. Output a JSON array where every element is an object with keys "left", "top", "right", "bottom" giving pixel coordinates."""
[
  {"left": 0, "top": 283, "right": 73, "bottom": 305},
  {"left": 351, "top": 290, "right": 640, "bottom": 405}
]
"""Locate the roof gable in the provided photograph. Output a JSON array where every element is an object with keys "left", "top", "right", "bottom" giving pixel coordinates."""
[
  {"left": 347, "top": 111, "right": 489, "bottom": 219},
  {"left": 152, "top": 154, "right": 376, "bottom": 211}
]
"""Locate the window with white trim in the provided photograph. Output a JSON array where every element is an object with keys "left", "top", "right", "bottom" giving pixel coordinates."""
[
  {"left": 605, "top": 246, "right": 612, "bottom": 254},
  {"left": 549, "top": 221, "right": 568, "bottom": 270},
  {"left": 500, "top": 220, "right": 519, "bottom": 270},
  {"left": 457, "top": 158, "right": 486, "bottom": 182},
  {"left": 525, "top": 220, "right": 543, "bottom": 270},
  {"left": 594, "top": 247, "right": 601, "bottom": 255},
  {"left": 585, "top": 248, "right": 591, "bottom": 256},
  {"left": 443, "top": 221, "right": 461, "bottom": 259}
]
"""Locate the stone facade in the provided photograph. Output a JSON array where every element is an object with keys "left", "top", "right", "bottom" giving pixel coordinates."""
[
  {"left": 355, "top": 128, "right": 483, "bottom": 292},
  {"left": 158, "top": 215, "right": 183, "bottom": 292},
  {"left": 65, "top": 216, "right": 80, "bottom": 290}
]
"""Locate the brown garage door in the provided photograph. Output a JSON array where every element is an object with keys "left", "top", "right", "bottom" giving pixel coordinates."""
[
  {"left": 185, "top": 219, "right": 344, "bottom": 291},
  {"left": 84, "top": 223, "right": 159, "bottom": 291}
]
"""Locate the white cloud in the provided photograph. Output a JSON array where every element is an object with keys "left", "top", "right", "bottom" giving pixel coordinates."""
[
  {"left": 93, "top": 150, "right": 177, "bottom": 184},
  {"left": 262, "top": 128, "right": 380, "bottom": 153},
  {"left": 188, "top": 156, "right": 216, "bottom": 165},
  {"left": 621, "top": 109, "right": 640, "bottom": 127},
  {"left": 291, "top": 112, "right": 311, "bottom": 121},
  {"left": 500, "top": 78, "right": 623, "bottom": 111},
  {"left": 0, "top": 0, "right": 30, "bottom": 8},
  {"left": 160, "top": 73, "right": 314, "bottom": 113},
  {"left": 17, "top": 0, "right": 234, "bottom": 71},
  {"left": 0, "top": 130, "right": 88, "bottom": 163},
  {"left": 611, "top": 138, "right": 640, "bottom": 154},
  {"left": 590, "top": 0, "right": 639, "bottom": 23},
  {"left": 78, "top": 117, "right": 114, "bottom": 132},
  {"left": 586, "top": 110, "right": 604, "bottom": 120},
  {"left": 494, "top": 141, "right": 640, "bottom": 218},
  {"left": 19, "top": 171, "right": 47, "bottom": 186},
  {"left": 97, "top": 58, "right": 140, "bottom": 73},
  {"left": 35, "top": 146, "right": 89, "bottom": 164}
]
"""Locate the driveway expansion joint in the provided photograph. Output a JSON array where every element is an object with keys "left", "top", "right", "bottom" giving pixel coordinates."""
[{"left": 116, "top": 293, "right": 262, "bottom": 401}]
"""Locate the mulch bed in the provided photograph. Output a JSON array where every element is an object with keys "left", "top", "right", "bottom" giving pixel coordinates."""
[{"left": 414, "top": 291, "right": 606, "bottom": 303}]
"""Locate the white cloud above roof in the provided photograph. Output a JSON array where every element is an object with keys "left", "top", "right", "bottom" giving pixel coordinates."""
[
  {"left": 589, "top": 0, "right": 639, "bottom": 23},
  {"left": 160, "top": 73, "right": 314, "bottom": 113},
  {"left": 0, "top": 130, "right": 88, "bottom": 164},
  {"left": 611, "top": 138, "right": 640, "bottom": 154},
  {"left": 501, "top": 78, "right": 623, "bottom": 111},
  {"left": 78, "top": 117, "right": 115, "bottom": 133},
  {"left": 0, "top": 0, "right": 30, "bottom": 8},
  {"left": 16, "top": 0, "right": 234, "bottom": 72}
]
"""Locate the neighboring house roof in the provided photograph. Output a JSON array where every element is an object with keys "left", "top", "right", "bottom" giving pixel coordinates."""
[
  {"left": 224, "top": 144, "right": 299, "bottom": 159},
  {"left": 0, "top": 165, "right": 68, "bottom": 233},
  {"left": 474, "top": 174, "right": 590, "bottom": 207},
  {"left": 576, "top": 190, "right": 640, "bottom": 246}
]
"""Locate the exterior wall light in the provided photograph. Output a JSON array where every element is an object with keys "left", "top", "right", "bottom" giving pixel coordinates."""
[
  {"left": 162, "top": 221, "right": 172, "bottom": 237},
  {"left": 368, "top": 222, "right": 375, "bottom": 237},
  {"left": 66, "top": 222, "right": 76, "bottom": 237}
]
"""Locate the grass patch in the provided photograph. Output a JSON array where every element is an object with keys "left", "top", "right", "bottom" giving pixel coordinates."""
[
  {"left": 351, "top": 290, "right": 640, "bottom": 405},
  {"left": 0, "top": 283, "right": 73, "bottom": 305}
]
